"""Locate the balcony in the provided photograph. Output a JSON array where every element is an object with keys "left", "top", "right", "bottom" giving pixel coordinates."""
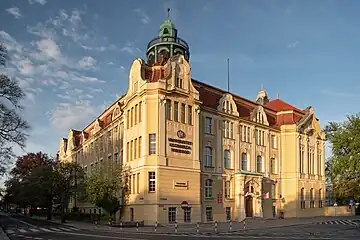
[{"left": 147, "top": 36, "right": 189, "bottom": 50}]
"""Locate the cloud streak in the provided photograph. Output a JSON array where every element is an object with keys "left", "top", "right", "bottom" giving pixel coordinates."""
[
  {"left": 320, "top": 89, "right": 360, "bottom": 98},
  {"left": 133, "top": 8, "right": 150, "bottom": 24},
  {"left": 6, "top": 7, "right": 22, "bottom": 19}
]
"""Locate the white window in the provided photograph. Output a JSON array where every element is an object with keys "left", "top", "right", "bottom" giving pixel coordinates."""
[
  {"left": 206, "top": 207, "right": 213, "bottom": 222},
  {"left": 174, "top": 102, "right": 179, "bottom": 121},
  {"left": 205, "top": 179, "right": 213, "bottom": 198},
  {"left": 204, "top": 146, "right": 213, "bottom": 167},
  {"left": 270, "top": 158, "right": 276, "bottom": 174},
  {"left": 224, "top": 150, "right": 231, "bottom": 169},
  {"left": 148, "top": 171, "right": 156, "bottom": 192},
  {"left": 149, "top": 133, "right": 156, "bottom": 155},
  {"left": 225, "top": 181, "right": 231, "bottom": 198},
  {"left": 271, "top": 135, "right": 277, "bottom": 149},
  {"left": 168, "top": 207, "right": 176, "bottom": 223},
  {"left": 184, "top": 208, "right": 191, "bottom": 223},
  {"left": 165, "top": 101, "right": 171, "bottom": 120},
  {"left": 241, "top": 153, "right": 247, "bottom": 171},
  {"left": 256, "top": 156, "right": 263, "bottom": 173},
  {"left": 205, "top": 117, "right": 212, "bottom": 134},
  {"left": 188, "top": 106, "right": 192, "bottom": 125}
]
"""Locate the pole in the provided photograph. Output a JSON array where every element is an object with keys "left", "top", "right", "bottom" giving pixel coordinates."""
[
  {"left": 229, "top": 220, "right": 232, "bottom": 232},
  {"left": 214, "top": 221, "right": 218, "bottom": 233},
  {"left": 155, "top": 221, "right": 157, "bottom": 232},
  {"left": 175, "top": 221, "right": 178, "bottom": 233},
  {"left": 227, "top": 58, "right": 230, "bottom": 92},
  {"left": 136, "top": 221, "right": 139, "bottom": 232},
  {"left": 196, "top": 221, "right": 199, "bottom": 233}
]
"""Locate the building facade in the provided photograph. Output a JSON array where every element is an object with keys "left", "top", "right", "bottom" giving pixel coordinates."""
[{"left": 58, "top": 19, "right": 326, "bottom": 224}]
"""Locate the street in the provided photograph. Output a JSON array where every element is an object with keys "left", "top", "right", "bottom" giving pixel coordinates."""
[{"left": 1, "top": 213, "right": 360, "bottom": 240}]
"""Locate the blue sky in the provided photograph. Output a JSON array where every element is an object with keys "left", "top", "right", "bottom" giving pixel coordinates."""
[{"left": 1, "top": 0, "right": 360, "bottom": 165}]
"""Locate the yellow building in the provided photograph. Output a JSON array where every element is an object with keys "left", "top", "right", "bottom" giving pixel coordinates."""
[{"left": 58, "top": 19, "right": 326, "bottom": 224}]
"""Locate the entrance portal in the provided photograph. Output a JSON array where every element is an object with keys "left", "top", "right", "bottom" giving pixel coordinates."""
[{"left": 245, "top": 196, "right": 253, "bottom": 217}]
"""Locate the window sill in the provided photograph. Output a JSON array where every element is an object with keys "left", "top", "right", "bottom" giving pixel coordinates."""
[{"left": 204, "top": 197, "right": 214, "bottom": 201}]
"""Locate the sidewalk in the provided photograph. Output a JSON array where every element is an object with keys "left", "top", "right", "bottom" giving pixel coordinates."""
[{"left": 33, "top": 215, "right": 360, "bottom": 234}]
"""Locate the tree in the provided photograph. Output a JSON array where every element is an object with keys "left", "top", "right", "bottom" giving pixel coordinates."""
[
  {"left": 325, "top": 114, "right": 360, "bottom": 203},
  {"left": 53, "top": 161, "right": 84, "bottom": 223},
  {"left": 4, "top": 152, "right": 56, "bottom": 216},
  {"left": 0, "top": 44, "right": 30, "bottom": 175},
  {"left": 84, "top": 165, "right": 130, "bottom": 220}
]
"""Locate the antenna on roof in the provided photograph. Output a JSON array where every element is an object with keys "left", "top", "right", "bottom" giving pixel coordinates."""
[
  {"left": 261, "top": 83, "right": 264, "bottom": 89},
  {"left": 276, "top": 93, "right": 280, "bottom": 99},
  {"left": 227, "top": 58, "right": 230, "bottom": 92}
]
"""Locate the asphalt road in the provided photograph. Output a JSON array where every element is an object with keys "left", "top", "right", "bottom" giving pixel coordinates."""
[{"left": 1, "top": 213, "right": 360, "bottom": 240}]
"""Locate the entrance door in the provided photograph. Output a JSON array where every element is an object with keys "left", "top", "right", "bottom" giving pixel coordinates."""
[
  {"left": 130, "top": 208, "right": 134, "bottom": 221},
  {"left": 245, "top": 196, "right": 253, "bottom": 217}
]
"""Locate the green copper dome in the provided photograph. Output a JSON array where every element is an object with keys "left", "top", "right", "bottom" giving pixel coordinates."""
[{"left": 146, "top": 19, "right": 190, "bottom": 65}]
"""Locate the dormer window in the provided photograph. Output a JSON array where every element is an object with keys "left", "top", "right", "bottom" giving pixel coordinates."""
[
  {"left": 163, "top": 28, "right": 169, "bottom": 35},
  {"left": 175, "top": 77, "right": 183, "bottom": 88},
  {"left": 223, "top": 100, "right": 233, "bottom": 114}
]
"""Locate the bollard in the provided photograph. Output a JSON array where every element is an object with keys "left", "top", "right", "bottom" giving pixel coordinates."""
[
  {"left": 243, "top": 219, "right": 246, "bottom": 229},
  {"left": 196, "top": 221, "right": 200, "bottom": 233},
  {"left": 175, "top": 221, "right": 178, "bottom": 233},
  {"left": 136, "top": 221, "right": 139, "bottom": 232},
  {"left": 229, "top": 220, "right": 232, "bottom": 232},
  {"left": 120, "top": 221, "right": 123, "bottom": 230},
  {"left": 214, "top": 221, "right": 218, "bottom": 233},
  {"left": 155, "top": 221, "right": 158, "bottom": 232}
]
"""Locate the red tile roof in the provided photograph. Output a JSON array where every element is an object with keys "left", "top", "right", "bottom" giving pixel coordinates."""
[{"left": 265, "top": 99, "right": 304, "bottom": 113}]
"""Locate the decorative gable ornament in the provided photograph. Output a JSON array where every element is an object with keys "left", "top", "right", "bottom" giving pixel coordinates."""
[
  {"left": 217, "top": 93, "right": 239, "bottom": 116},
  {"left": 251, "top": 105, "right": 269, "bottom": 126}
]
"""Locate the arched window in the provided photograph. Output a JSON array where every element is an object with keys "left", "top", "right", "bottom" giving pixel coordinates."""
[
  {"left": 224, "top": 150, "right": 231, "bottom": 169},
  {"left": 300, "top": 188, "right": 305, "bottom": 209},
  {"left": 241, "top": 153, "right": 247, "bottom": 171},
  {"left": 256, "top": 155, "right": 262, "bottom": 173},
  {"left": 310, "top": 188, "right": 314, "bottom": 208},
  {"left": 163, "top": 28, "right": 169, "bottom": 34},
  {"left": 318, "top": 189, "right": 323, "bottom": 208},
  {"left": 204, "top": 146, "right": 212, "bottom": 167},
  {"left": 205, "top": 179, "right": 213, "bottom": 198}
]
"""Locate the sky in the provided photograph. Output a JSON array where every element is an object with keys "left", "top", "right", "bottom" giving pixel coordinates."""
[{"left": 1, "top": 0, "right": 360, "bottom": 174}]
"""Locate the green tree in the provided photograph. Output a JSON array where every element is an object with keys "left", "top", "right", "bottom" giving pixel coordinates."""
[
  {"left": 54, "top": 161, "right": 84, "bottom": 223},
  {"left": 325, "top": 114, "right": 360, "bottom": 203},
  {"left": 0, "top": 44, "right": 30, "bottom": 175},
  {"left": 84, "top": 165, "right": 130, "bottom": 220}
]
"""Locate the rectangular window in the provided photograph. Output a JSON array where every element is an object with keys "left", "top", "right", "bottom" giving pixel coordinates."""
[
  {"left": 130, "top": 107, "right": 134, "bottom": 127},
  {"left": 149, "top": 133, "right": 156, "bottom": 155},
  {"left": 225, "top": 207, "right": 231, "bottom": 221},
  {"left": 127, "top": 142, "right": 130, "bottom": 162},
  {"left": 130, "top": 140, "right": 133, "bottom": 161},
  {"left": 114, "top": 152, "right": 118, "bottom": 165},
  {"left": 225, "top": 181, "right": 231, "bottom": 198},
  {"left": 148, "top": 171, "right": 156, "bottom": 192},
  {"left": 174, "top": 102, "right": 179, "bottom": 121},
  {"left": 181, "top": 103, "right": 186, "bottom": 123},
  {"left": 175, "top": 77, "right": 180, "bottom": 88},
  {"left": 129, "top": 176, "right": 132, "bottom": 194},
  {"left": 230, "top": 122, "right": 233, "bottom": 139},
  {"left": 205, "top": 117, "right": 212, "bottom": 134},
  {"left": 136, "top": 173, "right": 140, "bottom": 194},
  {"left": 132, "top": 174, "right": 135, "bottom": 195},
  {"left": 255, "top": 129, "right": 258, "bottom": 145},
  {"left": 239, "top": 125, "right": 243, "bottom": 141},
  {"left": 168, "top": 207, "right": 176, "bottom": 223},
  {"left": 165, "top": 101, "right": 171, "bottom": 120},
  {"left": 247, "top": 127, "right": 251, "bottom": 143},
  {"left": 134, "top": 104, "right": 138, "bottom": 124},
  {"left": 271, "top": 135, "right": 277, "bottom": 149},
  {"left": 138, "top": 101, "right": 142, "bottom": 123},
  {"left": 206, "top": 207, "right": 213, "bottom": 222},
  {"left": 270, "top": 158, "right": 276, "bottom": 174},
  {"left": 134, "top": 138, "right": 138, "bottom": 159},
  {"left": 127, "top": 110, "right": 130, "bottom": 129},
  {"left": 138, "top": 136, "right": 142, "bottom": 158},
  {"left": 184, "top": 208, "right": 191, "bottom": 223},
  {"left": 188, "top": 106, "right": 192, "bottom": 125}
]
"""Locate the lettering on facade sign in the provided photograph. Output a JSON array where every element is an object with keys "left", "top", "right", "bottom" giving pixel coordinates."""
[{"left": 168, "top": 137, "right": 192, "bottom": 155}]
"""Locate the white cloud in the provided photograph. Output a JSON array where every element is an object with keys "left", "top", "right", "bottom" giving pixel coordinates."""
[
  {"left": 78, "top": 56, "right": 97, "bottom": 70},
  {"left": 48, "top": 101, "right": 100, "bottom": 132},
  {"left": 6, "top": 7, "right": 22, "bottom": 19},
  {"left": 320, "top": 89, "right": 359, "bottom": 98},
  {"left": 17, "top": 59, "right": 34, "bottom": 75},
  {"left": 0, "top": 30, "right": 23, "bottom": 52},
  {"left": 28, "top": 0, "right": 47, "bottom": 5},
  {"left": 287, "top": 41, "right": 300, "bottom": 48},
  {"left": 120, "top": 42, "right": 139, "bottom": 55},
  {"left": 36, "top": 39, "right": 62, "bottom": 59},
  {"left": 133, "top": 8, "right": 150, "bottom": 24}
]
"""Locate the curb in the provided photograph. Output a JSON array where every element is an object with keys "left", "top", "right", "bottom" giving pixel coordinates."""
[{"left": 0, "top": 227, "right": 10, "bottom": 240}]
